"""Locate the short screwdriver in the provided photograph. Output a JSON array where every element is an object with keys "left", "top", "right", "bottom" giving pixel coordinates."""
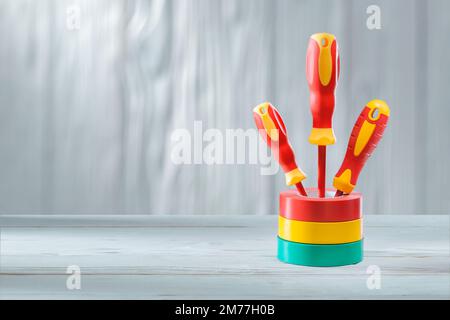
[
  {"left": 334, "top": 100, "right": 390, "bottom": 196},
  {"left": 253, "top": 102, "right": 308, "bottom": 196}
]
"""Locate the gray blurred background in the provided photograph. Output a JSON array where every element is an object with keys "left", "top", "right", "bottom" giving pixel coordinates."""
[{"left": 0, "top": 0, "right": 449, "bottom": 215}]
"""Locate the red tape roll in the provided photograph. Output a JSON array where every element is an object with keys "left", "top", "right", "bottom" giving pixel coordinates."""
[{"left": 280, "top": 188, "right": 361, "bottom": 222}]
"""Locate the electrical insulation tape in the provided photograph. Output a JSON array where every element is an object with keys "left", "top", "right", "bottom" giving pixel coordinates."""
[
  {"left": 280, "top": 188, "right": 361, "bottom": 222},
  {"left": 277, "top": 237, "right": 363, "bottom": 267},
  {"left": 278, "top": 216, "right": 362, "bottom": 244}
]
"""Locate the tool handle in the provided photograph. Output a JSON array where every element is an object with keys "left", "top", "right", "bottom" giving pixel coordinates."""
[
  {"left": 306, "top": 33, "right": 340, "bottom": 145},
  {"left": 333, "top": 100, "right": 390, "bottom": 194},
  {"left": 253, "top": 103, "right": 306, "bottom": 186}
]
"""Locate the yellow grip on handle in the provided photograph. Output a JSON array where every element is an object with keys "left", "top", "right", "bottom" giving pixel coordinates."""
[{"left": 253, "top": 103, "right": 279, "bottom": 141}]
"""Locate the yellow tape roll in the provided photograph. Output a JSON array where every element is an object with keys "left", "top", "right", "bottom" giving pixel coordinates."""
[{"left": 278, "top": 216, "right": 362, "bottom": 244}]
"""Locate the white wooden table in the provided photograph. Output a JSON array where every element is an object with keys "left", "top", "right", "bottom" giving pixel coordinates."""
[{"left": 0, "top": 215, "right": 449, "bottom": 299}]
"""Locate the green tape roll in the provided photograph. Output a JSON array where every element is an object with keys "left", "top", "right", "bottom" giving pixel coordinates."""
[{"left": 277, "top": 237, "right": 363, "bottom": 267}]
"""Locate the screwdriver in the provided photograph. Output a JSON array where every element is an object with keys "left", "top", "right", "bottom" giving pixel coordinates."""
[
  {"left": 334, "top": 100, "right": 390, "bottom": 197},
  {"left": 306, "top": 33, "right": 340, "bottom": 197},
  {"left": 253, "top": 102, "right": 308, "bottom": 196}
]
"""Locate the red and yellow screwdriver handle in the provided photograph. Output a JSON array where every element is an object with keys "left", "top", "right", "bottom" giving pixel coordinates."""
[
  {"left": 306, "top": 33, "right": 340, "bottom": 146},
  {"left": 333, "top": 100, "right": 390, "bottom": 194},
  {"left": 253, "top": 102, "right": 306, "bottom": 186}
]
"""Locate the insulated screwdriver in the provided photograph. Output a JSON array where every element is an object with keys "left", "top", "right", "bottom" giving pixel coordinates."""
[
  {"left": 334, "top": 100, "right": 390, "bottom": 197},
  {"left": 306, "top": 33, "right": 340, "bottom": 198},
  {"left": 253, "top": 102, "right": 307, "bottom": 196}
]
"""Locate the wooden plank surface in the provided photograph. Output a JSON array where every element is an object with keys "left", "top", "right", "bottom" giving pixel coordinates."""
[{"left": 0, "top": 215, "right": 449, "bottom": 299}]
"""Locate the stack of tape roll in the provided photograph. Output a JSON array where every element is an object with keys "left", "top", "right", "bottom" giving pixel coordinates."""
[{"left": 277, "top": 189, "right": 363, "bottom": 267}]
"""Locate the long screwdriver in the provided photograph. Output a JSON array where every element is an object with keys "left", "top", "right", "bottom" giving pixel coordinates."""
[
  {"left": 253, "top": 102, "right": 307, "bottom": 196},
  {"left": 334, "top": 100, "right": 390, "bottom": 197},
  {"left": 306, "top": 33, "right": 340, "bottom": 198}
]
